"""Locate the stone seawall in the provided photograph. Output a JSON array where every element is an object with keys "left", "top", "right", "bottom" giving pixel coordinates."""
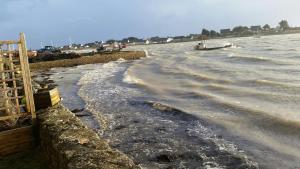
[{"left": 38, "top": 104, "right": 140, "bottom": 169}]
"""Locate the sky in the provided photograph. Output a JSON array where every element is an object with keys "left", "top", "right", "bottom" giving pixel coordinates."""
[{"left": 1, "top": 0, "right": 299, "bottom": 49}]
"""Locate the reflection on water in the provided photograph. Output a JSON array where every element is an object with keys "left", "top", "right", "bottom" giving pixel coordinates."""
[{"left": 51, "top": 34, "right": 300, "bottom": 169}]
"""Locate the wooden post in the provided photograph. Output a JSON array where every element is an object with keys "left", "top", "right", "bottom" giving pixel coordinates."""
[
  {"left": 18, "top": 33, "right": 35, "bottom": 118},
  {"left": 18, "top": 42, "right": 30, "bottom": 114}
]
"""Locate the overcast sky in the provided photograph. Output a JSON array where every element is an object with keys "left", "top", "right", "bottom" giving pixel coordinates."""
[{"left": 1, "top": 0, "right": 299, "bottom": 48}]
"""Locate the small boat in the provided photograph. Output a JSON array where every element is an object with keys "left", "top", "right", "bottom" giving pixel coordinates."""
[{"left": 194, "top": 43, "right": 232, "bottom": 51}]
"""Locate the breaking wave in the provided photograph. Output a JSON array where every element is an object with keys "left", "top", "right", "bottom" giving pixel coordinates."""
[{"left": 55, "top": 34, "right": 300, "bottom": 169}]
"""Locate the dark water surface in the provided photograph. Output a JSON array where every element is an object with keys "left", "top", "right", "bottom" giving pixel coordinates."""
[{"left": 50, "top": 34, "right": 300, "bottom": 169}]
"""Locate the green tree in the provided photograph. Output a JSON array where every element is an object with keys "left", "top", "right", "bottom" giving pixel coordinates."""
[
  {"left": 106, "top": 39, "right": 116, "bottom": 44},
  {"left": 263, "top": 24, "right": 271, "bottom": 30},
  {"left": 232, "top": 26, "right": 249, "bottom": 33},
  {"left": 202, "top": 29, "right": 210, "bottom": 36},
  {"left": 279, "top": 20, "right": 289, "bottom": 31},
  {"left": 210, "top": 30, "right": 218, "bottom": 37}
]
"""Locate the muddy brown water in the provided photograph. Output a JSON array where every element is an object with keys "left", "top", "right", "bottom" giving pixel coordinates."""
[{"left": 47, "top": 34, "right": 300, "bottom": 169}]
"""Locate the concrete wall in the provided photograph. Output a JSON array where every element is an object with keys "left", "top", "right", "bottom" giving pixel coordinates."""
[{"left": 38, "top": 104, "right": 140, "bottom": 169}]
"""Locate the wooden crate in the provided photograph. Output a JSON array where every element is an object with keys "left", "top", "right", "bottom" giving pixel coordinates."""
[
  {"left": 0, "top": 126, "right": 35, "bottom": 156},
  {"left": 34, "top": 88, "right": 60, "bottom": 110}
]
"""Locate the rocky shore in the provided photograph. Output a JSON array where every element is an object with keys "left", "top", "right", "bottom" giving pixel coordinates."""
[
  {"left": 38, "top": 104, "right": 140, "bottom": 169},
  {"left": 32, "top": 51, "right": 147, "bottom": 169},
  {"left": 0, "top": 51, "right": 146, "bottom": 169}
]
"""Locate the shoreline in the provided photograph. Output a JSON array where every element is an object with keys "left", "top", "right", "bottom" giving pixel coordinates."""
[
  {"left": 30, "top": 51, "right": 146, "bottom": 70},
  {"left": 30, "top": 51, "right": 148, "bottom": 132},
  {"left": 0, "top": 51, "right": 147, "bottom": 169},
  {"left": 32, "top": 68, "right": 106, "bottom": 134}
]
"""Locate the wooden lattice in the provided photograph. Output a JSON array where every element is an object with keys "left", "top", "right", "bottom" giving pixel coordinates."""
[{"left": 0, "top": 33, "right": 35, "bottom": 127}]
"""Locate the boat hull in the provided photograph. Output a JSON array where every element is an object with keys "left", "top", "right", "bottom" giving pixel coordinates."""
[{"left": 195, "top": 45, "right": 232, "bottom": 51}]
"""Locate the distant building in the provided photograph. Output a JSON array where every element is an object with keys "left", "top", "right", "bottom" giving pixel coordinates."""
[
  {"left": 122, "top": 37, "right": 144, "bottom": 44},
  {"left": 150, "top": 37, "right": 168, "bottom": 43},
  {"left": 84, "top": 42, "right": 99, "bottom": 48},
  {"left": 273, "top": 26, "right": 281, "bottom": 32},
  {"left": 220, "top": 29, "right": 231, "bottom": 35},
  {"left": 173, "top": 36, "right": 185, "bottom": 40},
  {"left": 61, "top": 45, "right": 70, "bottom": 50},
  {"left": 188, "top": 34, "right": 202, "bottom": 40},
  {"left": 250, "top": 26, "right": 262, "bottom": 32},
  {"left": 38, "top": 45, "right": 57, "bottom": 52}
]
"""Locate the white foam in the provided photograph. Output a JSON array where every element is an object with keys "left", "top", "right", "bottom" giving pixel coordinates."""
[
  {"left": 78, "top": 61, "right": 124, "bottom": 86},
  {"left": 143, "top": 49, "right": 149, "bottom": 57},
  {"left": 123, "top": 69, "right": 145, "bottom": 85}
]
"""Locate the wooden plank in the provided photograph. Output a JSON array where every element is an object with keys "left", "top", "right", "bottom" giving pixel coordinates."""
[
  {"left": 0, "top": 40, "right": 20, "bottom": 45},
  {"left": 8, "top": 44, "right": 21, "bottom": 113},
  {"left": 0, "top": 87, "right": 23, "bottom": 92},
  {"left": 0, "top": 70, "right": 19, "bottom": 73},
  {"left": 0, "top": 126, "right": 32, "bottom": 141},
  {"left": 49, "top": 88, "right": 59, "bottom": 96},
  {"left": 0, "top": 104, "right": 25, "bottom": 111},
  {"left": 19, "top": 33, "right": 36, "bottom": 118},
  {"left": 0, "top": 133, "right": 32, "bottom": 145},
  {"left": 7, "top": 96, "right": 24, "bottom": 100},
  {"left": 0, "top": 77, "right": 22, "bottom": 83},
  {"left": 0, "top": 59, "right": 20, "bottom": 63},
  {"left": 0, "top": 51, "right": 18, "bottom": 54},
  {"left": 34, "top": 87, "right": 60, "bottom": 110},
  {"left": 0, "top": 49, "right": 10, "bottom": 114},
  {"left": 0, "top": 112, "right": 28, "bottom": 121},
  {"left": 0, "top": 126, "right": 34, "bottom": 156},
  {"left": 0, "top": 140, "right": 33, "bottom": 156},
  {"left": 18, "top": 42, "right": 31, "bottom": 114},
  {"left": 51, "top": 96, "right": 61, "bottom": 105},
  {"left": 50, "top": 94, "right": 60, "bottom": 103}
]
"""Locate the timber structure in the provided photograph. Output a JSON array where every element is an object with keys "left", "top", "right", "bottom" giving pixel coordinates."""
[{"left": 0, "top": 33, "right": 36, "bottom": 155}]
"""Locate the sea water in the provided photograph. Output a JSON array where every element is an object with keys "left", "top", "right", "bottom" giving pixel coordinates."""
[{"left": 50, "top": 34, "right": 300, "bottom": 168}]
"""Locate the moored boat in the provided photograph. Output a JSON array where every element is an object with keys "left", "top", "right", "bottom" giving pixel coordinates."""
[{"left": 194, "top": 43, "right": 232, "bottom": 51}]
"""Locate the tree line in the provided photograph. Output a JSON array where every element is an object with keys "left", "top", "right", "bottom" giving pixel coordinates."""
[
  {"left": 105, "top": 20, "right": 291, "bottom": 44},
  {"left": 201, "top": 20, "right": 290, "bottom": 37}
]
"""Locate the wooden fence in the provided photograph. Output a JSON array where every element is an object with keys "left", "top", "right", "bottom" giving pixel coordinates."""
[{"left": 0, "top": 33, "right": 35, "bottom": 129}]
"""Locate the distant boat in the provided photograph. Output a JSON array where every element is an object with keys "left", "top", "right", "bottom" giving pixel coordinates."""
[{"left": 194, "top": 43, "right": 232, "bottom": 51}]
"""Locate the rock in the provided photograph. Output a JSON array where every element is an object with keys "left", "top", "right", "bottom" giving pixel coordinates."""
[
  {"left": 71, "top": 108, "right": 84, "bottom": 113},
  {"left": 78, "top": 138, "right": 89, "bottom": 145},
  {"left": 115, "top": 125, "right": 126, "bottom": 130},
  {"left": 155, "top": 153, "right": 177, "bottom": 163}
]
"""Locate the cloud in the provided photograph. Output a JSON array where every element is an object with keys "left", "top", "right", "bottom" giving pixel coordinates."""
[
  {"left": 0, "top": 0, "right": 47, "bottom": 21},
  {"left": 1, "top": 0, "right": 300, "bottom": 48}
]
